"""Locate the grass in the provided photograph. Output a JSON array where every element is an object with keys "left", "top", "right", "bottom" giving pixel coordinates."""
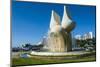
[{"left": 12, "top": 53, "right": 96, "bottom": 67}]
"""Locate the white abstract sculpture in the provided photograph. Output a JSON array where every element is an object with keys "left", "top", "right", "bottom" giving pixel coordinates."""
[{"left": 43, "top": 6, "right": 76, "bottom": 52}]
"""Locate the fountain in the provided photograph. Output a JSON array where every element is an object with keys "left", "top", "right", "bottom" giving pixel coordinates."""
[
  {"left": 43, "top": 6, "right": 76, "bottom": 52},
  {"left": 31, "top": 6, "right": 77, "bottom": 56}
]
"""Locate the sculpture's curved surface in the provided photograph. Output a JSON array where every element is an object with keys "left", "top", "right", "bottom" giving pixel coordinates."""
[
  {"left": 61, "top": 6, "right": 76, "bottom": 32},
  {"left": 47, "top": 32, "right": 65, "bottom": 52},
  {"left": 50, "top": 10, "right": 61, "bottom": 32}
]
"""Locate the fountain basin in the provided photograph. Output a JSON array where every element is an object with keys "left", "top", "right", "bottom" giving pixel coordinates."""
[{"left": 30, "top": 51, "right": 91, "bottom": 56}]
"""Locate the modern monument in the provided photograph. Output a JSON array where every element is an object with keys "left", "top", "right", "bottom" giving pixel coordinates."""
[{"left": 43, "top": 6, "right": 76, "bottom": 52}]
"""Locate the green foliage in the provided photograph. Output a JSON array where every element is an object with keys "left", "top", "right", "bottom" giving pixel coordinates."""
[{"left": 76, "top": 37, "right": 96, "bottom": 48}]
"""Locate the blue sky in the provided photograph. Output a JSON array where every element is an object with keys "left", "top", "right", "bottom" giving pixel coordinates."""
[{"left": 12, "top": 1, "right": 96, "bottom": 47}]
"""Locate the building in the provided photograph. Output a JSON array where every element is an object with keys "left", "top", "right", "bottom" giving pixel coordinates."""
[
  {"left": 75, "top": 35, "right": 82, "bottom": 40},
  {"left": 87, "top": 32, "right": 93, "bottom": 39},
  {"left": 75, "top": 32, "right": 93, "bottom": 40}
]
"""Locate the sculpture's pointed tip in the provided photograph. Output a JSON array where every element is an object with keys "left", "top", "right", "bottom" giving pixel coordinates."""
[
  {"left": 52, "top": 10, "right": 54, "bottom": 14},
  {"left": 51, "top": 10, "right": 54, "bottom": 17},
  {"left": 50, "top": 10, "right": 60, "bottom": 24},
  {"left": 50, "top": 10, "right": 61, "bottom": 32},
  {"left": 52, "top": 10, "right": 54, "bottom": 13},
  {"left": 62, "top": 5, "right": 71, "bottom": 23},
  {"left": 64, "top": 5, "right": 66, "bottom": 10}
]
